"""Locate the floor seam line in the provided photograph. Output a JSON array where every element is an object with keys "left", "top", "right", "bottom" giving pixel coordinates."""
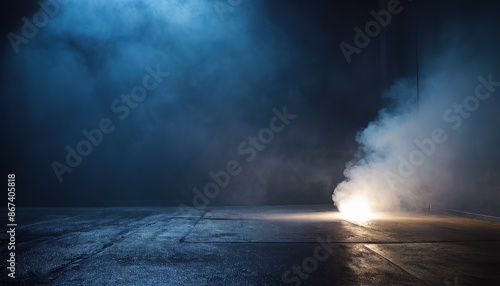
[
  {"left": 179, "top": 209, "right": 208, "bottom": 243},
  {"left": 363, "top": 244, "right": 430, "bottom": 286}
]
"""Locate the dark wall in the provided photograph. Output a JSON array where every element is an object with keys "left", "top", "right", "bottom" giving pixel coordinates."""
[{"left": 1, "top": 0, "right": 499, "bottom": 211}]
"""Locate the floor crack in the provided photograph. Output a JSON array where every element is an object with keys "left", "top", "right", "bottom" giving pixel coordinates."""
[
  {"left": 179, "top": 209, "right": 208, "bottom": 243},
  {"left": 45, "top": 215, "right": 165, "bottom": 283},
  {"left": 364, "top": 244, "right": 430, "bottom": 286}
]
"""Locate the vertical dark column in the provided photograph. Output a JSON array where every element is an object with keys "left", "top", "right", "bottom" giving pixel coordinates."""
[
  {"left": 415, "top": 0, "right": 420, "bottom": 114},
  {"left": 379, "top": 0, "right": 388, "bottom": 90}
]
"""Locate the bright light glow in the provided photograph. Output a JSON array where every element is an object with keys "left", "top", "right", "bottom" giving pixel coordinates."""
[{"left": 338, "top": 198, "right": 374, "bottom": 221}]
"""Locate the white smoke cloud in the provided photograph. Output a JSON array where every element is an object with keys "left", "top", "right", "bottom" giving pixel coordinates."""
[{"left": 333, "top": 52, "right": 500, "bottom": 214}]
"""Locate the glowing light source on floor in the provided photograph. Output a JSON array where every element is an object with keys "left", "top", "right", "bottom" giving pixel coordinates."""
[{"left": 338, "top": 198, "right": 374, "bottom": 221}]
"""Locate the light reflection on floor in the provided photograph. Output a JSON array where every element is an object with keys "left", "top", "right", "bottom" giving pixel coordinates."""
[{"left": 3, "top": 206, "right": 500, "bottom": 285}]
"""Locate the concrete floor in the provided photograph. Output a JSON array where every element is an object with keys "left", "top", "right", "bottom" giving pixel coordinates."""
[{"left": 1, "top": 205, "right": 500, "bottom": 285}]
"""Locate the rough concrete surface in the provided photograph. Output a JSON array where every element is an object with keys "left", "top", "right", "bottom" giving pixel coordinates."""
[{"left": 1, "top": 205, "right": 500, "bottom": 285}]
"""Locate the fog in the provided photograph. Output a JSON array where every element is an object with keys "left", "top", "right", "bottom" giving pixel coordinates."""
[
  {"left": 333, "top": 1, "right": 500, "bottom": 216},
  {"left": 2, "top": 0, "right": 383, "bottom": 207},
  {"left": 1, "top": 0, "right": 499, "bottom": 215}
]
